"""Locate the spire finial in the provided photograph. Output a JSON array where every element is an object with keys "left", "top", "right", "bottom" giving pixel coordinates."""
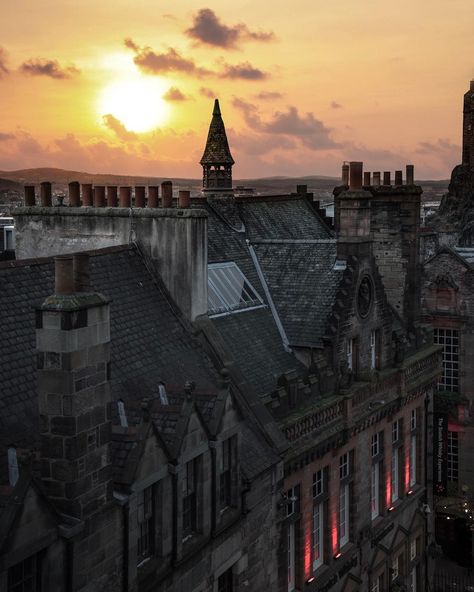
[{"left": 213, "top": 98, "right": 221, "bottom": 116}]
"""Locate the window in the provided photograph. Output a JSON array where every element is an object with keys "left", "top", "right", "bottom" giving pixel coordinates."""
[
  {"left": 220, "top": 438, "right": 234, "bottom": 509},
  {"left": 410, "top": 567, "right": 418, "bottom": 592},
  {"left": 371, "top": 575, "right": 384, "bottom": 592},
  {"left": 288, "top": 522, "right": 296, "bottom": 591},
  {"left": 312, "top": 502, "right": 324, "bottom": 569},
  {"left": 411, "top": 408, "right": 417, "bottom": 431},
  {"left": 339, "top": 452, "right": 349, "bottom": 479},
  {"left": 370, "top": 329, "right": 381, "bottom": 370},
  {"left": 434, "top": 328, "right": 459, "bottom": 392},
  {"left": 208, "top": 262, "right": 264, "bottom": 316},
  {"left": 448, "top": 431, "right": 459, "bottom": 482},
  {"left": 392, "top": 419, "right": 400, "bottom": 443},
  {"left": 8, "top": 554, "right": 41, "bottom": 592},
  {"left": 117, "top": 400, "right": 128, "bottom": 428},
  {"left": 312, "top": 469, "right": 323, "bottom": 498},
  {"left": 371, "top": 462, "right": 380, "bottom": 520},
  {"left": 391, "top": 449, "right": 399, "bottom": 503},
  {"left": 286, "top": 486, "right": 297, "bottom": 516},
  {"left": 410, "top": 435, "right": 417, "bottom": 488},
  {"left": 4, "top": 226, "right": 15, "bottom": 251},
  {"left": 339, "top": 483, "right": 350, "bottom": 547},
  {"left": 392, "top": 555, "right": 399, "bottom": 580},
  {"left": 137, "top": 485, "right": 154, "bottom": 562},
  {"left": 183, "top": 459, "right": 197, "bottom": 539},
  {"left": 371, "top": 433, "right": 380, "bottom": 457},
  {"left": 346, "top": 339, "right": 357, "bottom": 372},
  {"left": 410, "top": 538, "right": 417, "bottom": 561},
  {"left": 8, "top": 447, "right": 19, "bottom": 487},
  {"left": 218, "top": 567, "right": 233, "bottom": 592}
]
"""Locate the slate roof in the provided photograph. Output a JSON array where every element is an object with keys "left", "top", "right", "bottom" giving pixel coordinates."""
[
  {"left": 241, "top": 420, "right": 281, "bottom": 480},
  {"left": 200, "top": 99, "right": 234, "bottom": 166},
  {"left": 253, "top": 242, "right": 343, "bottom": 346},
  {"left": 0, "top": 246, "right": 218, "bottom": 471},
  {"left": 454, "top": 247, "right": 474, "bottom": 265}
]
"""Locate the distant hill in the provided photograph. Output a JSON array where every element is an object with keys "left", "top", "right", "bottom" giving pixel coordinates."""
[{"left": 0, "top": 167, "right": 449, "bottom": 202}]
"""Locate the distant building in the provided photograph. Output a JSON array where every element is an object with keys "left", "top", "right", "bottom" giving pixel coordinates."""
[{"left": 462, "top": 80, "right": 474, "bottom": 168}]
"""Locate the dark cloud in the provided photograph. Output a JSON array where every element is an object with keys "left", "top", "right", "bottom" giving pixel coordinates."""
[
  {"left": 416, "top": 138, "right": 460, "bottom": 156},
  {"left": 0, "top": 47, "right": 9, "bottom": 77},
  {"left": 200, "top": 87, "right": 216, "bottom": 98},
  {"left": 232, "top": 98, "right": 340, "bottom": 150},
  {"left": 20, "top": 59, "right": 80, "bottom": 79},
  {"left": 255, "top": 91, "right": 283, "bottom": 100},
  {"left": 220, "top": 62, "right": 268, "bottom": 80},
  {"left": 185, "top": 8, "right": 274, "bottom": 49},
  {"left": 125, "top": 39, "right": 210, "bottom": 77},
  {"left": 163, "top": 87, "right": 188, "bottom": 101},
  {"left": 331, "top": 101, "right": 342, "bottom": 109},
  {"left": 102, "top": 114, "right": 138, "bottom": 142},
  {"left": 0, "top": 132, "right": 14, "bottom": 141}
]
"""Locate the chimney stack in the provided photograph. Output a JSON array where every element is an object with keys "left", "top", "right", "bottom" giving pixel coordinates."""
[
  {"left": 349, "top": 161, "right": 363, "bottom": 190},
  {"left": 107, "top": 186, "right": 118, "bottom": 207},
  {"left": 119, "top": 186, "right": 131, "bottom": 208},
  {"left": 383, "top": 171, "right": 391, "bottom": 186},
  {"left": 342, "top": 163, "right": 349, "bottom": 186},
  {"left": 73, "top": 253, "right": 90, "bottom": 292},
  {"left": 81, "top": 184, "right": 93, "bottom": 206},
  {"left": 363, "top": 172, "right": 371, "bottom": 186},
  {"left": 135, "top": 186, "right": 146, "bottom": 208},
  {"left": 93, "top": 186, "right": 106, "bottom": 207},
  {"left": 54, "top": 255, "right": 75, "bottom": 295},
  {"left": 395, "top": 170, "right": 403, "bottom": 185},
  {"left": 69, "top": 182, "right": 80, "bottom": 207},
  {"left": 178, "top": 190, "right": 191, "bottom": 208},
  {"left": 24, "top": 185, "right": 36, "bottom": 207},
  {"left": 296, "top": 184, "right": 308, "bottom": 196},
  {"left": 406, "top": 165, "right": 414, "bottom": 185},
  {"left": 162, "top": 181, "right": 173, "bottom": 208},
  {"left": 40, "top": 182, "right": 52, "bottom": 207},
  {"left": 148, "top": 186, "right": 159, "bottom": 208},
  {"left": 373, "top": 172, "right": 381, "bottom": 187}
]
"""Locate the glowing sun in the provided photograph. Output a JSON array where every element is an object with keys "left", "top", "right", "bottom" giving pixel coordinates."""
[{"left": 98, "top": 76, "right": 170, "bottom": 133}]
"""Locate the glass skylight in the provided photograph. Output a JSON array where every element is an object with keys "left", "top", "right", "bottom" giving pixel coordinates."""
[{"left": 208, "top": 262, "right": 264, "bottom": 316}]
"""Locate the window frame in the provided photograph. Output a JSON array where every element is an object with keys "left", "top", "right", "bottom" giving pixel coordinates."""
[
  {"left": 137, "top": 484, "right": 154, "bottom": 564},
  {"left": 182, "top": 458, "right": 198, "bottom": 540},
  {"left": 8, "top": 552, "right": 42, "bottom": 592},
  {"left": 391, "top": 448, "right": 399, "bottom": 504},
  {"left": 434, "top": 328, "right": 460, "bottom": 392},
  {"left": 371, "top": 462, "right": 380, "bottom": 520},
  {"left": 207, "top": 262, "right": 264, "bottom": 317},
  {"left": 447, "top": 430, "right": 459, "bottom": 482}
]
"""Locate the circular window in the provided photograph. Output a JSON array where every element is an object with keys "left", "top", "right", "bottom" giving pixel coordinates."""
[{"left": 357, "top": 275, "right": 373, "bottom": 318}]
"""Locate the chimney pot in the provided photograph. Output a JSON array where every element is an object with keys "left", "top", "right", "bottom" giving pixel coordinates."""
[
  {"left": 24, "top": 185, "right": 36, "bottom": 207},
  {"left": 73, "top": 253, "right": 90, "bottom": 292},
  {"left": 107, "top": 186, "right": 118, "bottom": 207},
  {"left": 406, "top": 164, "right": 415, "bottom": 185},
  {"left": 373, "top": 172, "right": 381, "bottom": 187},
  {"left": 395, "top": 170, "right": 403, "bottom": 185},
  {"left": 363, "top": 172, "right": 371, "bottom": 186},
  {"left": 161, "top": 181, "right": 173, "bottom": 208},
  {"left": 342, "top": 163, "right": 349, "bottom": 186},
  {"left": 55, "top": 256, "right": 75, "bottom": 295},
  {"left": 135, "top": 186, "right": 146, "bottom": 208},
  {"left": 93, "top": 186, "right": 106, "bottom": 207},
  {"left": 148, "top": 186, "right": 159, "bottom": 208},
  {"left": 119, "top": 186, "right": 131, "bottom": 208},
  {"left": 69, "top": 182, "right": 80, "bottom": 207},
  {"left": 383, "top": 171, "right": 391, "bottom": 186},
  {"left": 349, "top": 161, "right": 363, "bottom": 190},
  {"left": 296, "top": 184, "right": 307, "bottom": 196},
  {"left": 40, "top": 182, "right": 52, "bottom": 207},
  {"left": 81, "top": 184, "right": 93, "bottom": 206},
  {"left": 470, "top": 80, "right": 474, "bottom": 92},
  {"left": 178, "top": 190, "right": 191, "bottom": 208}
]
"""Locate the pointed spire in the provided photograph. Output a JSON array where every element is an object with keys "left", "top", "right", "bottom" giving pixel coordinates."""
[{"left": 200, "top": 98, "right": 234, "bottom": 166}]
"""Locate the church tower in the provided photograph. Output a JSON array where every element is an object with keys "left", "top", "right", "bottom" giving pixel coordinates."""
[
  {"left": 462, "top": 80, "right": 474, "bottom": 168},
  {"left": 200, "top": 99, "right": 234, "bottom": 194}
]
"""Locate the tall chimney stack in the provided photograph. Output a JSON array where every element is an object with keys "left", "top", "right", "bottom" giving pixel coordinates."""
[
  {"left": 162, "top": 181, "right": 173, "bottom": 208},
  {"left": 363, "top": 172, "right": 371, "bottom": 186},
  {"left": 349, "top": 161, "right": 363, "bottom": 190},
  {"left": 40, "top": 182, "right": 52, "bottom": 207},
  {"left": 406, "top": 165, "right": 414, "bottom": 185},
  {"left": 24, "top": 185, "right": 36, "bottom": 207},
  {"left": 395, "top": 170, "right": 403, "bottom": 185},
  {"left": 373, "top": 172, "right": 381, "bottom": 187},
  {"left": 69, "top": 182, "right": 80, "bottom": 207},
  {"left": 82, "top": 184, "right": 93, "bottom": 206},
  {"left": 342, "top": 163, "right": 350, "bottom": 186},
  {"left": 93, "top": 186, "right": 106, "bottom": 207},
  {"left": 107, "top": 186, "right": 118, "bottom": 207},
  {"left": 135, "top": 186, "right": 146, "bottom": 208},
  {"left": 119, "top": 186, "right": 131, "bottom": 207},
  {"left": 178, "top": 190, "right": 191, "bottom": 208},
  {"left": 383, "top": 172, "right": 391, "bottom": 186}
]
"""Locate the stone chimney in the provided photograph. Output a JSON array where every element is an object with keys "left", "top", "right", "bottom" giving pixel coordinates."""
[
  {"left": 36, "top": 254, "right": 112, "bottom": 519},
  {"left": 335, "top": 161, "right": 372, "bottom": 260},
  {"left": 462, "top": 80, "right": 474, "bottom": 167}
]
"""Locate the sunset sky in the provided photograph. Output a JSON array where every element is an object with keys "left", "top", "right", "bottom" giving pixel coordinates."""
[{"left": 0, "top": 0, "right": 473, "bottom": 179}]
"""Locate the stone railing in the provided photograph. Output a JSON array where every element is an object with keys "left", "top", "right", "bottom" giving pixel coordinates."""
[
  {"left": 283, "top": 399, "right": 344, "bottom": 442},
  {"left": 403, "top": 346, "right": 442, "bottom": 391}
]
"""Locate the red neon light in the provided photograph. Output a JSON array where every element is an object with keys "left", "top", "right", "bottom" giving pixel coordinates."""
[
  {"left": 334, "top": 552, "right": 342, "bottom": 559},
  {"left": 404, "top": 448, "right": 410, "bottom": 492},
  {"left": 331, "top": 508, "right": 338, "bottom": 555},
  {"left": 304, "top": 525, "right": 311, "bottom": 579},
  {"left": 385, "top": 469, "right": 391, "bottom": 509}
]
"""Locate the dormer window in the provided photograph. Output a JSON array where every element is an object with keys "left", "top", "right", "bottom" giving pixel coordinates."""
[
  {"left": 182, "top": 459, "right": 198, "bottom": 539},
  {"left": 208, "top": 262, "right": 264, "bottom": 317},
  {"left": 117, "top": 400, "right": 128, "bottom": 428}
]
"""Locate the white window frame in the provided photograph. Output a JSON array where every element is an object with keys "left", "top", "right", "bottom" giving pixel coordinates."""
[
  {"left": 392, "top": 419, "right": 400, "bottom": 443},
  {"left": 117, "top": 400, "right": 128, "bottom": 428},
  {"left": 409, "top": 435, "right": 417, "bottom": 487},
  {"left": 208, "top": 262, "right": 264, "bottom": 317},
  {"left": 339, "top": 453, "right": 349, "bottom": 479},
  {"left": 371, "top": 433, "right": 380, "bottom": 457},
  {"left": 371, "top": 462, "right": 380, "bottom": 520},
  {"left": 410, "top": 538, "right": 417, "bottom": 561},
  {"left": 339, "top": 483, "right": 350, "bottom": 547},
  {"left": 312, "top": 502, "right": 324, "bottom": 570},
  {"left": 312, "top": 469, "right": 323, "bottom": 498},
  {"left": 346, "top": 339, "right": 353, "bottom": 371},
  {"left": 370, "top": 329, "right": 377, "bottom": 370},
  {"left": 447, "top": 430, "right": 459, "bottom": 482},
  {"left": 392, "top": 555, "right": 399, "bottom": 580},
  {"left": 410, "top": 567, "right": 417, "bottom": 592},
  {"left": 391, "top": 449, "right": 399, "bottom": 503},
  {"left": 4, "top": 225, "right": 15, "bottom": 250},
  {"left": 411, "top": 409, "right": 417, "bottom": 430},
  {"left": 434, "top": 328, "right": 460, "bottom": 392}
]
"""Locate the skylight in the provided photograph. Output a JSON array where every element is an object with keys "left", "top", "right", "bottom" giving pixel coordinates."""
[{"left": 208, "top": 262, "right": 264, "bottom": 316}]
